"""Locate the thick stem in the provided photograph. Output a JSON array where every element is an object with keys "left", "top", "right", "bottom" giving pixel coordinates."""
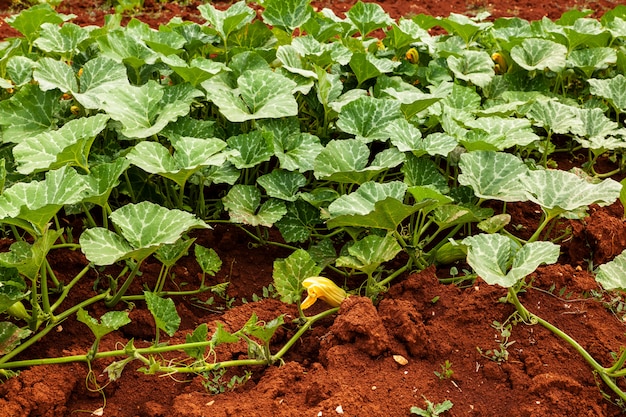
[{"left": 105, "top": 258, "right": 145, "bottom": 307}]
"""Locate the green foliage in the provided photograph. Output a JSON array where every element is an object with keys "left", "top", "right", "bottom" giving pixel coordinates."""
[{"left": 2, "top": 0, "right": 626, "bottom": 400}]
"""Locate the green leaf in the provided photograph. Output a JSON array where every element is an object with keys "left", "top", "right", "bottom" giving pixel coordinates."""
[
  {"left": 223, "top": 185, "right": 287, "bottom": 227},
  {"left": 185, "top": 323, "right": 208, "bottom": 360},
  {"left": 447, "top": 50, "right": 495, "bottom": 88},
  {"left": 82, "top": 159, "right": 131, "bottom": 207},
  {"left": 458, "top": 151, "right": 529, "bottom": 202},
  {"left": 77, "top": 308, "right": 131, "bottom": 340},
  {"left": 210, "top": 322, "right": 240, "bottom": 346},
  {"left": 6, "top": 56, "right": 36, "bottom": 87},
  {"left": 33, "top": 22, "right": 90, "bottom": 55},
  {"left": 79, "top": 228, "right": 139, "bottom": 265},
  {"left": 204, "top": 70, "right": 298, "bottom": 122},
  {"left": 349, "top": 52, "right": 401, "bottom": 85},
  {"left": 328, "top": 181, "right": 407, "bottom": 217},
  {"left": 0, "top": 84, "right": 61, "bottom": 144},
  {"left": 97, "top": 29, "right": 158, "bottom": 69},
  {"left": 520, "top": 170, "right": 622, "bottom": 212},
  {"left": 436, "top": 13, "right": 492, "bottom": 45},
  {"left": 257, "top": 170, "right": 306, "bottom": 202},
  {"left": 510, "top": 38, "right": 568, "bottom": 72},
  {"left": 526, "top": 99, "right": 582, "bottom": 135},
  {"left": 144, "top": 291, "right": 181, "bottom": 337},
  {"left": 345, "top": 1, "right": 394, "bottom": 37},
  {"left": 6, "top": 4, "right": 65, "bottom": 44},
  {"left": 327, "top": 197, "right": 425, "bottom": 231},
  {"left": 336, "top": 234, "right": 401, "bottom": 276},
  {"left": 272, "top": 132, "right": 323, "bottom": 173},
  {"left": 98, "top": 81, "right": 202, "bottom": 138},
  {"left": 262, "top": 0, "right": 314, "bottom": 32},
  {"left": 73, "top": 57, "right": 129, "bottom": 109},
  {"left": 273, "top": 249, "right": 321, "bottom": 304},
  {"left": 127, "top": 137, "right": 227, "bottom": 187},
  {"left": 33, "top": 57, "right": 78, "bottom": 92},
  {"left": 227, "top": 130, "right": 274, "bottom": 169},
  {"left": 13, "top": 114, "right": 110, "bottom": 175},
  {"left": 433, "top": 204, "right": 493, "bottom": 229},
  {"left": 161, "top": 55, "right": 229, "bottom": 88},
  {"left": 0, "top": 267, "right": 29, "bottom": 315},
  {"left": 241, "top": 312, "right": 285, "bottom": 343},
  {"left": 80, "top": 202, "right": 209, "bottom": 265},
  {"left": 0, "top": 321, "right": 31, "bottom": 355},
  {"left": 0, "top": 167, "right": 88, "bottom": 234},
  {"left": 595, "top": 249, "right": 626, "bottom": 290},
  {"left": 567, "top": 47, "right": 617, "bottom": 78},
  {"left": 588, "top": 74, "right": 626, "bottom": 111},
  {"left": 336, "top": 95, "right": 402, "bottom": 143},
  {"left": 463, "top": 233, "right": 560, "bottom": 287},
  {"left": 194, "top": 245, "right": 222, "bottom": 276},
  {"left": 198, "top": 1, "right": 255, "bottom": 39},
  {"left": 276, "top": 200, "right": 321, "bottom": 243},
  {"left": 402, "top": 155, "right": 449, "bottom": 194},
  {"left": 111, "top": 202, "right": 209, "bottom": 250},
  {"left": 462, "top": 117, "right": 540, "bottom": 150},
  {"left": 155, "top": 238, "right": 195, "bottom": 268}
]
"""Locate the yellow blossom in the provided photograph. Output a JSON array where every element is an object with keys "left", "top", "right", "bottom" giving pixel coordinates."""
[
  {"left": 405, "top": 48, "right": 419, "bottom": 64},
  {"left": 301, "top": 276, "right": 347, "bottom": 310}
]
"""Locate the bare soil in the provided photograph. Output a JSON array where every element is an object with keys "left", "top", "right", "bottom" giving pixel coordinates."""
[{"left": 2, "top": 1, "right": 626, "bottom": 416}]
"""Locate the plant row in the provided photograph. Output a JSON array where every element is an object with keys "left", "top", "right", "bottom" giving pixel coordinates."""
[{"left": 2, "top": 0, "right": 626, "bottom": 404}]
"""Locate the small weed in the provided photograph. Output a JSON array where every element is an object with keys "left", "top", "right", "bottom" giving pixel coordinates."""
[
  {"left": 477, "top": 319, "right": 516, "bottom": 363},
  {"left": 434, "top": 360, "right": 454, "bottom": 380},
  {"left": 202, "top": 368, "right": 251, "bottom": 394},
  {"left": 410, "top": 397, "right": 453, "bottom": 416}
]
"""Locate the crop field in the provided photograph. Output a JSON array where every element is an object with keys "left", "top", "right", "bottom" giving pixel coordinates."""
[{"left": 1, "top": 1, "right": 626, "bottom": 416}]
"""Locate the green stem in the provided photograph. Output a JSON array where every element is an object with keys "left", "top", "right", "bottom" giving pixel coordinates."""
[
  {"left": 0, "top": 291, "right": 109, "bottom": 365},
  {"left": 105, "top": 258, "right": 146, "bottom": 307},
  {"left": 50, "top": 264, "right": 92, "bottom": 313},
  {"left": 377, "top": 264, "right": 410, "bottom": 288}
]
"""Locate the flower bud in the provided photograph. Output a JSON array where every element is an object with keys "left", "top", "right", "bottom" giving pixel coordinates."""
[{"left": 301, "top": 276, "right": 347, "bottom": 310}]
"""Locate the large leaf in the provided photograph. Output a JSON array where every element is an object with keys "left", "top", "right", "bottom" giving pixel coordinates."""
[
  {"left": 262, "top": 0, "right": 314, "bottom": 32},
  {"left": 463, "top": 233, "right": 560, "bottom": 287},
  {"left": 98, "top": 81, "right": 202, "bottom": 138},
  {"left": 276, "top": 200, "right": 321, "bottom": 243},
  {"left": 447, "top": 50, "right": 495, "bottom": 88},
  {"left": 33, "top": 57, "right": 78, "bottom": 93},
  {"left": 458, "top": 151, "right": 529, "bottom": 202},
  {"left": 198, "top": 1, "right": 255, "bottom": 39},
  {"left": 520, "top": 169, "right": 622, "bottom": 212},
  {"left": 314, "top": 139, "right": 402, "bottom": 184},
  {"left": 80, "top": 202, "right": 209, "bottom": 265},
  {"left": 595, "top": 249, "right": 626, "bottom": 290},
  {"left": 327, "top": 197, "right": 425, "bottom": 231},
  {"left": 73, "top": 57, "right": 129, "bottom": 109},
  {"left": 345, "top": 1, "right": 394, "bottom": 37},
  {"left": 82, "top": 159, "right": 131, "bottom": 207},
  {"left": 462, "top": 117, "right": 540, "bottom": 150},
  {"left": 222, "top": 185, "right": 287, "bottom": 227},
  {"left": 204, "top": 70, "right": 298, "bottom": 122},
  {"left": 328, "top": 181, "right": 407, "bottom": 217},
  {"left": 588, "top": 74, "right": 626, "bottom": 111},
  {"left": 336, "top": 234, "right": 401, "bottom": 276},
  {"left": 13, "top": 114, "right": 109, "bottom": 175},
  {"left": 227, "top": 130, "right": 274, "bottom": 169},
  {"left": 257, "top": 170, "right": 306, "bottom": 202},
  {"left": 273, "top": 249, "right": 321, "bottom": 304},
  {"left": 126, "top": 137, "right": 227, "bottom": 187},
  {"left": 336, "top": 95, "right": 402, "bottom": 143},
  {"left": 0, "top": 166, "right": 88, "bottom": 234},
  {"left": 510, "top": 38, "right": 568, "bottom": 72},
  {"left": 0, "top": 84, "right": 61, "bottom": 144}
]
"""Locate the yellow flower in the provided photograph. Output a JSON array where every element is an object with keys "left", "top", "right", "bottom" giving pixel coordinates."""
[
  {"left": 405, "top": 48, "right": 419, "bottom": 64},
  {"left": 491, "top": 52, "right": 508, "bottom": 74},
  {"left": 301, "top": 277, "right": 347, "bottom": 310}
]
